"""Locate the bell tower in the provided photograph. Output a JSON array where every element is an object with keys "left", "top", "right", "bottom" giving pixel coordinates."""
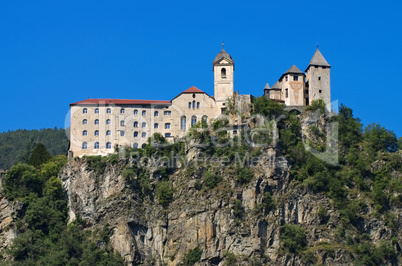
[{"left": 213, "top": 44, "right": 234, "bottom": 109}]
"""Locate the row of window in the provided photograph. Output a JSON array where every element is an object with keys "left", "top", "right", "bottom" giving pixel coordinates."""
[
  {"left": 82, "top": 125, "right": 171, "bottom": 137},
  {"left": 82, "top": 142, "right": 113, "bottom": 149},
  {"left": 82, "top": 119, "right": 171, "bottom": 128},
  {"left": 82, "top": 108, "right": 171, "bottom": 116},
  {"left": 83, "top": 142, "right": 153, "bottom": 150},
  {"left": 188, "top": 101, "right": 200, "bottom": 109},
  {"left": 82, "top": 115, "right": 207, "bottom": 132}
]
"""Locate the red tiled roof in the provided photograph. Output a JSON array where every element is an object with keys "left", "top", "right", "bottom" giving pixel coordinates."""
[
  {"left": 70, "top": 99, "right": 171, "bottom": 106},
  {"left": 181, "top": 86, "right": 204, "bottom": 93}
]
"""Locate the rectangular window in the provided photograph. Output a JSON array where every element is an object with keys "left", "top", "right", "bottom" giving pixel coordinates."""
[
  {"left": 319, "top": 90, "right": 322, "bottom": 93},
  {"left": 165, "top": 123, "right": 171, "bottom": 129},
  {"left": 188, "top": 102, "right": 191, "bottom": 108},
  {"left": 285, "top": 76, "right": 288, "bottom": 81},
  {"left": 164, "top": 111, "right": 171, "bottom": 115},
  {"left": 197, "top": 102, "right": 200, "bottom": 109},
  {"left": 120, "top": 131, "right": 125, "bottom": 136},
  {"left": 286, "top": 89, "right": 289, "bottom": 98},
  {"left": 165, "top": 133, "right": 171, "bottom": 137},
  {"left": 293, "top": 76, "right": 298, "bottom": 81}
]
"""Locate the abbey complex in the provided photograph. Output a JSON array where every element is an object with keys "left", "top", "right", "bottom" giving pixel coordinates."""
[{"left": 69, "top": 47, "right": 331, "bottom": 157}]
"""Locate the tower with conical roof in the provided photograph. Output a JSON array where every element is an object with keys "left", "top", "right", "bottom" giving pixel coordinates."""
[
  {"left": 213, "top": 44, "right": 234, "bottom": 111},
  {"left": 305, "top": 48, "right": 331, "bottom": 111}
]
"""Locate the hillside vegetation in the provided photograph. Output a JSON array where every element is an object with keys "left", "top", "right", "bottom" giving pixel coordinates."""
[{"left": 0, "top": 128, "right": 69, "bottom": 170}]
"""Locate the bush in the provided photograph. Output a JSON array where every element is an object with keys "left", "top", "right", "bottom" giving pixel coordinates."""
[
  {"left": 204, "top": 172, "right": 222, "bottom": 189},
  {"left": 236, "top": 167, "right": 253, "bottom": 185},
  {"left": 306, "top": 99, "right": 326, "bottom": 113},
  {"left": 261, "top": 192, "right": 275, "bottom": 212},
  {"left": 156, "top": 181, "right": 173, "bottom": 207},
  {"left": 183, "top": 246, "right": 202, "bottom": 266},
  {"left": 280, "top": 224, "right": 307, "bottom": 253}
]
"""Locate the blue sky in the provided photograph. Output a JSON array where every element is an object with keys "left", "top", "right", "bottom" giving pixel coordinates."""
[{"left": 1, "top": 0, "right": 401, "bottom": 137}]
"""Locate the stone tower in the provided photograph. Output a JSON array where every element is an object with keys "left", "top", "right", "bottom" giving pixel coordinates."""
[
  {"left": 213, "top": 45, "right": 234, "bottom": 111},
  {"left": 305, "top": 48, "right": 331, "bottom": 111}
]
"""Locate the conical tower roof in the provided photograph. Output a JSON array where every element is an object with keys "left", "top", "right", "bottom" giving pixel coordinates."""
[
  {"left": 306, "top": 48, "right": 331, "bottom": 71},
  {"left": 264, "top": 82, "right": 270, "bottom": 90}
]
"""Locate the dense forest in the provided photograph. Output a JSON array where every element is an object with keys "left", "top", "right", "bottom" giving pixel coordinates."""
[
  {"left": 1, "top": 99, "right": 402, "bottom": 264},
  {"left": 0, "top": 128, "right": 69, "bottom": 170}
]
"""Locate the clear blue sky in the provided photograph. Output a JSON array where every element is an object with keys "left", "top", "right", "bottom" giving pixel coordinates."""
[{"left": 1, "top": 0, "right": 401, "bottom": 137}]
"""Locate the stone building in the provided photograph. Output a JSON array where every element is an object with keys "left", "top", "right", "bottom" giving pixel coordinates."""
[
  {"left": 69, "top": 46, "right": 250, "bottom": 157},
  {"left": 263, "top": 48, "right": 331, "bottom": 111},
  {"left": 69, "top": 47, "right": 331, "bottom": 157}
]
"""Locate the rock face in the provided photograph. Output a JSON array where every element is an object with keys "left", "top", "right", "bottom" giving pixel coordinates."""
[
  {"left": 0, "top": 190, "right": 22, "bottom": 256},
  {"left": 58, "top": 143, "right": 402, "bottom": 266}
]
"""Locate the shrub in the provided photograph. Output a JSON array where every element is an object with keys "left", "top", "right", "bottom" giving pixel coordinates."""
[
  {"left": 261, "top": 192, "right": 275, "bottom": 212},
  {"left": 233, "top": 199, "right": 244, "bottom": 219},
  {"left": 306, "top": 99, "right": 326, "bottom": 113},
  {"left": 280, "top": 224, "right": 307, "bottom": 253},
  {"left": 236, "top": 167, "right": 253, "bottom": 185},
  {"left": 156, "top": 181, "right": 173, "bottom": 207},
  {"left": 204, "top": 172, "right": 222, "bottom": 189},
  {"left": 183, "top": 246, "right": 202, "bottom": 266}
]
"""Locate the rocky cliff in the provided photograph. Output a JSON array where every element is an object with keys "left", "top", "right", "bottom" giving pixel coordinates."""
[{"left": 58, "top": 111, "right": 402, "bottom": 265}]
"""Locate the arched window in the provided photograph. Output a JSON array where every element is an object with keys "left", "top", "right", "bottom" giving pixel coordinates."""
[
  {"left": 83, "top": 130, "right": 87, "bottom": 136},
  {"left": 106, "top": 130, "right": 111, "bottom": 136},
  {"left": 82, "top": 142, "right": 87, "bottom": 149},
  {"left": 221, "top": 68, "right": 226, "bottom": 78},
  {"left": 197, "top": 102, "right": 200, "bottom": 109},
  {"left": 142, "top": 122, "right": 146, "bottom": 128},
  {"left": 142, "top": 132, "right": 146, "bottom": 138},
  {"left": 192, "top": 101, "right": 195, "bottom": 109},
  {"left": 82, "top": 119, "right": 87, "bottom": 125},
  {"left": 142, "top": 110, "right": 146, "bottom": 116},
  {"left": 107, "top": 108, "right": 111, "bottom": 114},
  {"left": 83, "top": 108, "right": 87, "bottom": 114},
  {"left": 120, "top": 120, "right": 125, "bottom": 126},
  {"left": 134, "top": 121, "right": 138, "bottom": 127},
  {"left": 94, "top": 142, "right": 99, "bottom": 149},
  {"left": 95, "top": 119, "right": 99, "bottom": 125},
  {"left": 285, "top": 88, "right": 289, "bottom": 98},
  {"left": 95, "top": 108, "right": 99, "bottom": 114},
  {"left": 188, "top": 102, "right": 191, "bottom": 109},
  {"left": 120, "top": 108, "right": 125, "bottom": 114},
  {"left": 202, "top": 115, "right": 208, "bottom": 123},
  {"left": 141, "top": 143, "right": 146, "bottom": 148},
  {"left": 154, "top": 111, "right": 159, "bottom": 116},
  {"left": 106, "top": 142, "right": 112, "bottom": 149},
  {"left": 134, "top": 131, "right": 138, "bottom": 137},
  {"left": 106, "top": 119, "right": 111, "bottom": 125},
  {"left": 134, "top": 109, "right": 138, "bottom": 115},
  {"left": 181, "top": 116, "right": 186, "bottom": 131},
  {"left": 154, "top": 123, "right": 159, "bottom": 129},
  {"left": 191, "top": 115, "right": 197, "bottom": 126},
  {"left": 133, "top": 143, "right": 138, "bottom": 149},
  {"left": 120, "top": 131, "right": 125, "bottom": 136},
  {"left": 94, "top": 130, "right": 99, "bottom": 136}
]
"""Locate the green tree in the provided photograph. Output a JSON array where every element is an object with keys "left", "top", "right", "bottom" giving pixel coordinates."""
[
  {"left": 28, "top": 143, "right": 52, "bottom": 168},
  {"left": 156, "top": 181, "right": 173, "bottom": 207},
  {"left": 4, "top": 163, "right": 43, "bottom": 199},
  {"left": 280, "top": 224, "right": 307, "bottom": 253},
  {"left": 183, "top": 246, "right": 202, "bottom": 266},
  {"left": 253, "top": 96, "right": 285, "bottom": 119},
  {"left": 363, "top": 123, "right": 398, "bottom": 153}
]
